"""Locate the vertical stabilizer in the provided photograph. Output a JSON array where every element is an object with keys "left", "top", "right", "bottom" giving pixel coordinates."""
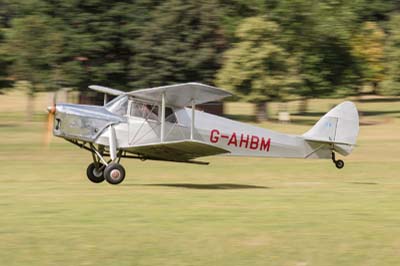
[{"left": 302, "top": 101, "right": 359, "bottom": 155}]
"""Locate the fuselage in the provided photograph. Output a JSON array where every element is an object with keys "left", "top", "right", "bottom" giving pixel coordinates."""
[
  {"left": 53, "top": 95, "right": 330, "bottom": 160},
  {"left": 50, "top": 83, "right": 357, "bottom": 185}
]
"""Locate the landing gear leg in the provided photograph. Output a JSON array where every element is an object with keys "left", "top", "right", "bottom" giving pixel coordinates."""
[{"left": 331, "top": 152, "right": 344, "bottom": 169}]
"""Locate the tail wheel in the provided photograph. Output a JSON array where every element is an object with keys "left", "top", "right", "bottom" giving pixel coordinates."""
[
  {"left": 86, "top": 163, "right": 105, "bottom": 183},
  {"left": 104, "top": 163, "right": 126, "bottom": 185},
  {"left": 335, "top": 159, "right": 344, "bottom": 169}
]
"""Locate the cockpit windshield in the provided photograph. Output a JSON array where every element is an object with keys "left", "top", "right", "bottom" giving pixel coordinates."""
[{"left": 105, "top": 95, "right": 128, "bottom": 116}]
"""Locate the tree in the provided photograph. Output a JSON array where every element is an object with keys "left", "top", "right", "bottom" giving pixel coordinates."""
[
  {"left": 351, "top": 21, "right": 386, "bottom": 94},
  {"left": 381, "top": 13, "right": 400, "bottom": 95},
  {"left": 129, "top": 0, "right": 226, "bottom": 89},
  {"left": 3, "top": 15, "right": 64, "bottom": 120},
  {"left": 0, "top": 25, "right": 11, "bottom": 93},
  {"left": 0, "top": 0, "right": 15, "bottom": 93},
  {"left": 270, "top": 0, "right": 364, "bottom": 112},
  {"left": 216, "top": 17, "right": 301, "bottom": 121},
  {"left": 37, "top": 0, "right": 160, "bottom": 90}
]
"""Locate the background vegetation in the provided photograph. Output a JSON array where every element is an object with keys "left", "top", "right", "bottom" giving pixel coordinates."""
[{"left": 1, "top": 0, "right": 400, "bottom": 120}]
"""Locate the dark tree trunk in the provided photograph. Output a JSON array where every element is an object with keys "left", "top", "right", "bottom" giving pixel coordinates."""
[
  {"left": 298, "top": 98, "right": 308, "bottom": 114},
  {"left": 255, "top": 101, "right": 268, "bottom": 122},
  {"left": 26, "top": 91, "right": 35, "bottom": 121},
  {"left": 372, "top": 81, "right": 379, "bottom": 95}
]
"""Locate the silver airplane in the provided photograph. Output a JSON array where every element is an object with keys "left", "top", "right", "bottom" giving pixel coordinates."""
[{"left": 47, "top": 83, "right": 359, "bottom": 185}]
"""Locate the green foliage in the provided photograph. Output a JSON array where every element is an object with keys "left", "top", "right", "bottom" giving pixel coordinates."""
[
  {"left": 218, "top": 0, "right": 267, "bottom": 41},
  {"left": 0, "top": 0, "right": 399, "bottom": 100},
  {"left": 3, "top": 15, "right": 64, "bottom": 93},
  {"left": 0, "top": 27, "right": 11, "bottom": 91},
  {"left": 270, "top": 0, "right": 364, "bottom": 98},
  {"left": 381, "top": 14, "right": 400, "bottom": 96},
  {"left": 216, "top": 17, "right": 301, "bottom": 103},
  {"left": 0, "top": 0, "right": 15, "bottom": 91},
  {"left": 351, "top": 22, "right": 386, "bottom": 90},
  {"left": 38, "top": 0, "right": 160, "bottom": 90},
  {"left": 129, "top": 0, "right": 225, "bottom": 88}
]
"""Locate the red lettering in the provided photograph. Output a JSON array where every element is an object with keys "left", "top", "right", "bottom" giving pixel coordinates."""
[
  {"left": 240, "top": 134, "right": 249, "bottom": 148},
  {"left": 210, "top": 129, "right": 220, "bottom": 143},
  {"left": 227, "top": 133, "right": 238, "bottom": 147},
  {"left": 260, "top": 137, "right": 271, "bottom": 152},
  {"left": 250, "top": 135, "right": 259, "bottom": 150}
]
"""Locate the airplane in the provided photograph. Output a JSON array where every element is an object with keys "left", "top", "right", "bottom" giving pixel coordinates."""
[{"left": 47, "top": 82, "right": 359, "bottom": 185}]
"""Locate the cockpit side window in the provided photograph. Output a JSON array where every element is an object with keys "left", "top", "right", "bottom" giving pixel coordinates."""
[
  {"left": 130, "top": 100, "right": 159, "bottom": 121},
  {"left": 165, "top": 107, "right": 177, "bottom": 123},
  {"left": 129, "top": 99, "right": 178, "bottom": 123}
]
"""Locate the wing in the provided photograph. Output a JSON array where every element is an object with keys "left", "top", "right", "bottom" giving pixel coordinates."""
[
  {"left": 89, "top": 85, "right": 124, "bottom": 96},
  {"left": 128, "top": 82, "right": 232, "bottom": 107},
  {"left": 125, "top": 140, "right": 230, "bottom": 162}
]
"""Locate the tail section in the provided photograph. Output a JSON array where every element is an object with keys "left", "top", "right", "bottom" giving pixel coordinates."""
[{"left": 303, "top": 101, "right": 359, "bottom": 156}]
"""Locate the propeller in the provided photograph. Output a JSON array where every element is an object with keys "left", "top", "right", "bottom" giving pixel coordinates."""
[{"left": 44, "top": 93, "right": 57, "bottom": 147}]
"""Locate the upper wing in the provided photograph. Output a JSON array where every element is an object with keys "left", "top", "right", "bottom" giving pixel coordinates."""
[
  {"left": 89, "top": 85, "right": 124, "bottom": 96},
  {"left": 125, "top": 140, "right": 230, "bottom": 162},
  {"left": 128, "top": 82, "right": 232, "bottom": 107}
]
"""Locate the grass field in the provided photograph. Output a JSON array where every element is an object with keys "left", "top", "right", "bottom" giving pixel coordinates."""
[{"left": 1, "top": 90, "right": 400, "bottom": 266}]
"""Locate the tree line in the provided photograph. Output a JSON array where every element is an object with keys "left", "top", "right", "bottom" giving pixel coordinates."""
[{"left": 0, "top": 0, "right": 400, "bottom": 120}]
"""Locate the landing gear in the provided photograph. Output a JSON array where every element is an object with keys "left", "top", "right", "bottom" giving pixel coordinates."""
[
  {"left": 104, "top": 163, "right": 126, "bottom": 185},
  {"left": 87, "top": 143, "right": 126, "bottom": 185},
  {"left": 86, "top": 162, "right": 105, "bottom": 183},
  {"left": 331, "top": 152, "right": 344, "bottom": 169},
  {"left": 335, "top": 159, "right": 344, "bottom": 169}
]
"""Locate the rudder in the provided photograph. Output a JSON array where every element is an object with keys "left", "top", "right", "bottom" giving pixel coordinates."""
[{"left": 302, "top": 101, "right": 359, "bottom": 156}]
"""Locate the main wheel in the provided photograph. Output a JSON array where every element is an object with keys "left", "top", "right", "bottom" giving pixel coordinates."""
[
  {"left": 86, "top": 163, "right": 105, "bottom": 183},
  {"left": 104, "top": 163, "right": 126, "bottom": 185},
  {"left": 335, "top": 159, "right": 344, "bottom": 169}
]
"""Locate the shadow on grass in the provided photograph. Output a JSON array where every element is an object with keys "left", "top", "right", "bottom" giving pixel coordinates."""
[
  {"left": 135, "top": 183, "right": 270, "bottom": 190},
  {"left": 358, "top": 97, "right": 400, "bottom": 103},
  {"left": 224, "top": 114, "right": 318, "bottom": 126},
  {"left": 223, "top": 114, "right": 257, "bottom": 122},
  {"left": 348, "top": 181, "right": 378, "bottom": 185},
  {"left": 280, "top": 119, "right": 317, "bottom": 126},
  {"left": 0, "top": 123, "right": 20, "bottom": 128},
  {"left": 360, "top": 110, "right": 400, "bottom": 116},
  {"left": 293, "top": 111, "right": 328, "bottom": 117}
]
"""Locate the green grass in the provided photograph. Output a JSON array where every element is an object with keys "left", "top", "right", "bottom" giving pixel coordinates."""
[{"left": 0, "top": 95, "right": 400, "bottom": 266}]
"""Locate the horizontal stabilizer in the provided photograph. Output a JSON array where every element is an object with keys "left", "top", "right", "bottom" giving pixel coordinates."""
[
  {"left": 303, "top": 137, "right": 355, "bottom": 146},
  {"left": 126, "top": 140, "right": 230, "bottom": 162}
]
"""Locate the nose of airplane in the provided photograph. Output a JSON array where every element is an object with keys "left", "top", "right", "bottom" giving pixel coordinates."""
[
  {"left": 45, "top": 104, "right": 57, "bottom": 147},
  {"left": 47, "top": 105, "right": 57, "bottom": 114}
]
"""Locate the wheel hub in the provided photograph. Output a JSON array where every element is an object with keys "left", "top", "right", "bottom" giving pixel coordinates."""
[
  {"left": 93, "top": 169, "right": 103, "bottom": 177},
  {"left": 110, "top": 169, "right": 121, "bottom": 180}
]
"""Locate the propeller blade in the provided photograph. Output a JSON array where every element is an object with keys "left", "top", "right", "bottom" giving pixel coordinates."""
[{"left": 44, "top": 92, "right": 57, "bottom": 147}]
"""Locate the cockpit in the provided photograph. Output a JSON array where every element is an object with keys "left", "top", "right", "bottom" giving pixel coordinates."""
[
  {"left": 105, "top": 95, "right": 177, "bottom": 123},
  {"left": 128, "top": 99, "right": 177, "bottom": 123}
]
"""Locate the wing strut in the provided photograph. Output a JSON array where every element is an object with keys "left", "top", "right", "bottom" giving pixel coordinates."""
[
  {"left": 109, "top": 125, "right": 117, "bottom": 160},
  {"left": 190, "top": 99, "right": 195, "bottom": 140},
  {"left": 103, "top": 94, "right": 108, "bottom": 105},
  {"left": 160, "top": 92, "right": 166, "bottom": 142}
]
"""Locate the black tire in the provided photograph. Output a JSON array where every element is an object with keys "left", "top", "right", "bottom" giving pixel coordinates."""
[
  {"left": 335, "top": 159, "right": 344, "bottom": 169},
  {"left": 104, "top": 163, "right": 126, "bottom": 185},
  {"left": 86, "top": 163, "right": 105, "bottom": 183}
]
